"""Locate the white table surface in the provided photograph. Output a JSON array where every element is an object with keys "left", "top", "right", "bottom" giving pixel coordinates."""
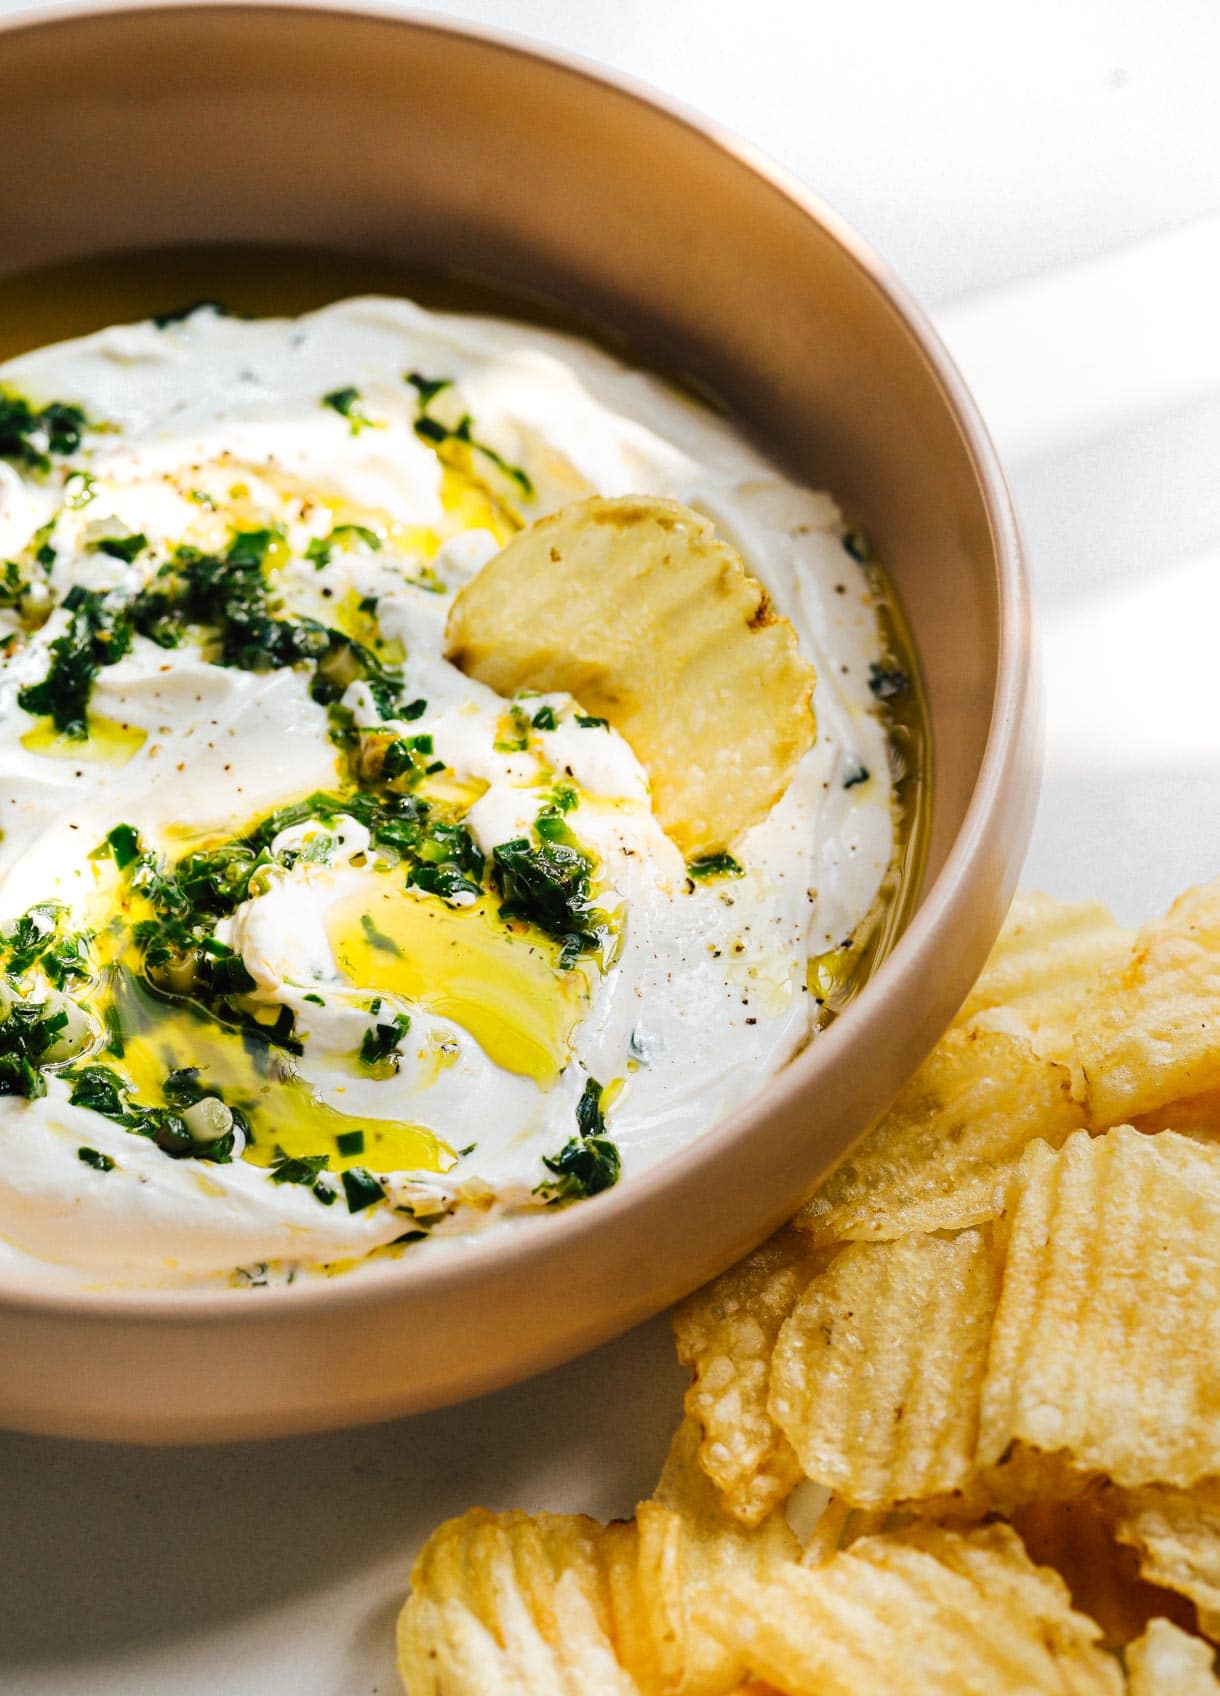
[{"left": 1, "top": 1, "right": 1218, "bottom": 1690}]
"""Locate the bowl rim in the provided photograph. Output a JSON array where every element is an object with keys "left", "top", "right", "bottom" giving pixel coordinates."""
[{"left": 0, "top": 0, "right": 1032, "bottom": 1323}]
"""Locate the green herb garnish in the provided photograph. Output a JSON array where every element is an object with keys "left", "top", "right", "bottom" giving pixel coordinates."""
[
  {"left": 686, "top": 852, "right": 744, "bottom": 881},
  {"left": 17, "top": 586, "right": 134, "bottom": 737},
  {"left": 491, "top": 836, "right": 601, "bottom": 968},
  {"left": 868, "top": 663, "right": 908, "bottom": 701},
  {"left": 0, "top": 388, "right": 88, "bottom": 474},
  {"left": 537, "top": 1077, "right": 620, "bottom": 1201},
  {"left": 77, "top": 1146, "right": 115, "bottom": 1172},
  {"left": 341, "top": 1165, "right": 385, "bottom": 1213},
  {"left": 323, "top": 387, "right": 376, "bottom": 434},
  {"left": 405, "top": 371, "right": 534, "bottom": 499},
  {"left": 358, "top": 1013, "right": 410, "bottom": 1070}
]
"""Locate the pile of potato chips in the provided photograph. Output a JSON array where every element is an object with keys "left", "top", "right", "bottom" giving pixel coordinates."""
[{"left": 398, "top": 880, "right": 1220, "bottom": 1693}]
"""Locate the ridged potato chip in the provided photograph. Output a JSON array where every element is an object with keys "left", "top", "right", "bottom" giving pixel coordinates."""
[
  {"left": 1112, "top": 1482, "right": 1220, "bottom": 1642},
  {"left": 638, "top": 1416, "right": 800, "bottom": 1696},
  {"left": 768, "top": 1228, "right": 1001, "bottom": 1510},
  {"left": 1125, "top": 1618, "right": 1220, "bottom": 1693},
  {"left": 444, "top": 496, "right": 816, "bottom": 856},
  {"left": 796, "top": 1027, "right": 1086, "bottom": 1247},
  {"left": 1076, "top": 878, "right": 1220, "bottom": 1127},
  {"left": 397, "top": 1508, "right": 649, "bottom": 1695},
  {"left": 672, "top": 1228, "right": 820, "bottom": 1526},
  {"left": 977, "top": 1127, "right": 1220, "bottom": 1491},
  {"left": 691, "top": 1522, "right": 1121, "bottom": 1695},
  {"left": 954, "top": 891, "right": 1131, "bottom": 1072}
]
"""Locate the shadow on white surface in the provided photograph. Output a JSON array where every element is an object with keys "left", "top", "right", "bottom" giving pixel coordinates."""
[{"left": 0, "top": 1311, "right": 684, "bottom": 1688}]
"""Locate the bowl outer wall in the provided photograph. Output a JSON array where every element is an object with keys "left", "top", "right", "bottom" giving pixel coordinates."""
[{"left": 0, "top": 1, "right": 1039, "bottom": 1441}]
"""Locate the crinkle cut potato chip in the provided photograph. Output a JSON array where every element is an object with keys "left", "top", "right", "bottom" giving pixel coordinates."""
[
  {"left": 638, "top": 1416, "right": 800, "bottom": 1696},
  {"left": 444, "top": 495, "right": 816, "bottom": 857},
  {"left": 1111, "top": 1481, "right": 1220, "bottom": 1643},
  {"left": 1125, "top": 1618, "right": 1220, "bottom": 1694},
  {"left": 397, "top": 1508, "right": 650, "bottom": 1695},
  {"left": 396, "top": 1427, "right": 800, "bottom": 1696},
  {"left": 691, "top": 1522, "right": 1122, "bottom": 1695},
  {"left": 977, "top": 1127, "right": 1220, "bottom": 1492},
  {"left": 953, "top": 891, "right": 1131, "bottom": 1072},
  {"left": 796, "top": 1026, "right": 1086, "bottom": 1247},
  {"left": 768, "top": 1228, "right": 1000, "bottom": 1511},
  {"left": 1076, "top": 879, "right": 1220, "bottom": 1127},
  {"left": 672, "top": 1227, "right": 819, "bottom": 1527}
]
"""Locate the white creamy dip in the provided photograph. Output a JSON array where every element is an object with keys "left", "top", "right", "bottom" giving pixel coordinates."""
[{"left": 0, "top": 297, "right": 900, "bottom": 1288}]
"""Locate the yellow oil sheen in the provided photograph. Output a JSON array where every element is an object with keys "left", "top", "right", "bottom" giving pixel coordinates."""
[
  {"left": 327, "top": 884, "right": 588, "bottom": 1087},
  {"left": 21, "top": 714, "right": 147, "bottom": 765}
]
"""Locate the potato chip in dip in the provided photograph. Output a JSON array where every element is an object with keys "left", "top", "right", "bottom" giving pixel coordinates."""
[{"left": 0, "top": 296, "right": 918, "bottom": 1287}]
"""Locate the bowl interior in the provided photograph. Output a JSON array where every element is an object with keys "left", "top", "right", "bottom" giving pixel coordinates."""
[{"left": 0, "top": 4, "right": 1035, "bottom": 1440}]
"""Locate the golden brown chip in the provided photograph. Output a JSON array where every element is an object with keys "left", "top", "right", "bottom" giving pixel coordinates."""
[
  {"left": 954, "top": 890, "right": 1131, "bottom": 1072},
  {"left": 1075, "top": 877, "right": 1220, "bottom": 1127},
  {"left": 977, "top": 1127, "right": 1220, "bottom": 1492},
  {"left": 691, "top": 1521, "right": 1122, "bottom": 1695},
  {"left": 639, "top": 1416, "right": 799, "bottom": 1696},
  {"left": 397, "top": 1508, "right": 648, "bottom": 1694},
  {"left": 768, "top": 1228, "right": 1001, "bottom": 1510},
  {"left": 1112, "top": 1482, "right": 1220, "bottom": 1643},
  {"left": 444, "top": 495, "right": 816, "bottom": 856},
  {"left": 672, "top": 1227, "right": 821, "bottom": 1526},
  {"left": 796, "top": 1027, "right": 1086, "bottom": 1247},
  {"left": 1125, "top": 1618, "right": 1220, "bottom": 1693}
]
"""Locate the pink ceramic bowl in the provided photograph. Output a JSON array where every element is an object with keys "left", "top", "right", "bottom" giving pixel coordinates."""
[{"left": 0, "top": 2, "right": 1037, "bottom": 1441}]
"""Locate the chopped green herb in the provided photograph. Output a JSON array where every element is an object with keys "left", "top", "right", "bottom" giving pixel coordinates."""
[
  {"left": 306, "top": 523, "right": 383, "bottom": 569},
  {"left": 540, "top": 1135, "right": 621, "bottom": 1200},
  {"left": 538, "top": 1077, "right": 620, "bottom": 1201},
  {"left": 868, "top": 662, "right": 909, "bottom": 701},
  {"left": 531, "top": 704, "right": 558, "bottom": 731},
  {"left": 77, "top": 1146, "right": 115, "bottom": 1172},
  {"left": 92, "top": 531, "right": 148, "bottom": 564},
  {"left": 0, "top": 995, "right": 79, "bottom": 1099},
  {"left": 575, "top": 1076, "right": 606, "bottom": 1139},
  {"left": 269, "top": 1148, "right": 331, "bottom": 1186},
  {"left": 843, "top": 763, "right": 870, "bottom": 789},
  {"left": 67, "top": 1063, "right": 237, "bottom": 1162},
  {"left": 303, "top": 992, "right": 326, "bottom": 1007},
  {"left": 358, "top": 1012, "right": 410, "bottom": 1070},
  {"left": 104, "top": 822, "right": 141, "bottom": 868},
  {"left": 575, "top": 714, "right": 609, "bottom": 730},
  {"left": 686, "top": 852, "right": 744, "bottom": 881},
  {"left": 323, "top": 387, "right": 376, "bottom": 434},
  {"left": 335, "top": 1129, "right": 365, "bottom": 1157},
  {"left": 17, "top": 586, "right": 134, "bottom": 737},
  {"left": 359, "top": 912, "right": 401, "bottom": 956},
  {"left": 405, "top": 371, "right": 534, "bottom": 498},
  {"left": 0, "top": 388, "right": 88, "bottom": 474},
  {"left": 341, "top": 1165, "right": 385, "bottom": 1213},
  {"left": 491, "top": 836, "right": 602, "bottom": 967},
  {"left": 2, "top": 901, "right": 65, "bottom": 975}
]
